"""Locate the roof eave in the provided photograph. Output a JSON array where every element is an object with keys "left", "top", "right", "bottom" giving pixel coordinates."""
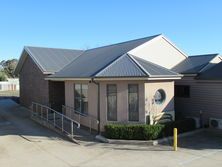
[
  {"left": 94, "top": 76, "right": 182, "bottom": 81},
  {"left": 45, "top": 77, "right": 91, "bottom": 81},
  {"left": 182, "top": 73, "right": 198, "bottom": 77},
  {"left": 46, "top": 76, "right": 181, "bottom": 81},
  {"left": 43, "top": 72, "right": 55, "bottom": 75}
]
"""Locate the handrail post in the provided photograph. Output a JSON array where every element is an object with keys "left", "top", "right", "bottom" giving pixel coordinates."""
[
  {"left": 36, "top": 105, "right": 38, "bottom": 116},
  {"left": 62, "top": 115, "right": 64, "bottom": 132},
  {"left": 41, "top": 106, "right": 43, "bottom": 119},
  {"left": 89, "top": 119, "right": 92, "bottom": 134},
  {"left": 46, "top": 108, "right": 48, "bottom": 122},
  {"left": 36, "top": 104, "right": 38, "bottom": 116},
  {"left": 31, "top": 103, "right": 33, "bottom": 117},
  {"left": 71, "top": 121, "right": 74, "bottom": 138},
  {"left": 53, "top": 112, "right": 56, "bottom": 127}
]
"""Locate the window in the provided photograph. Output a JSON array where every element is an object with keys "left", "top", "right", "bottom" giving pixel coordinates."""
[
  {"left": 154, "top": 89, "right": 166, "bottom": 104},
  {"left": 74, "top": 84, "right": 88, "bottom": 114},
  {"left": 128, "top": 84, "right": 139, "bottom": 121},
  {"left": 175, "top": 85, "right": 190, "bottom": 98},
  {"left": 107, "top": 84, "right": 117, "bottom": 121}
]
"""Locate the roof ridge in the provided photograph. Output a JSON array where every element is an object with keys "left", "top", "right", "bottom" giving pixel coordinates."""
[
  {"left": 196, "top": 61, "right": 222, "bottom": 80},
  {"left": 25, "top": 46, "right": 84, "bottom": 51},
  {"left": 127, "top": 54, "right": 151, "bottom": 76},
  {"left": 95, "top": 54, "right": 149, "bottom": 77},
  {"left": 25, "top": 34, "right": 161, "bottom": 53},
  {"left": 94, "top": 54, "right": 129, "bottom": 77},
  {"left": 189, "top": 53, "right": 219, "bottom": 58},
  {"left": 85, "top": 34, "right": 161, "bottom": 52}
]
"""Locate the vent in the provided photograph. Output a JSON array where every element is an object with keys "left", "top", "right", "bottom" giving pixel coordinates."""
[{"left": 209, "top": 118, "right": 222, "bottom": 129}]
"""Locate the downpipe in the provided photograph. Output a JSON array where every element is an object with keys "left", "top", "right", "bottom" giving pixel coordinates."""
[{"left": 90, "top": 78, "right": 101, "bottom": 134}]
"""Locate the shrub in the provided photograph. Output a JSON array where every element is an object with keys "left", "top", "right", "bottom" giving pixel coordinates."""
[
  {"left": 143, "top": 124, "right": 165, "bottom": 140},
  {"left": 104, "top": 118, "right": 196, "bottom": 140},
  {"left": 104, "top": 124, "right": 165, "bottom": 140}
]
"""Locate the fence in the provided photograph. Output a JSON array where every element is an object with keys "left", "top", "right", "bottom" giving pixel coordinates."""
[{"left": 0, "top": 79, "right": 19, "bottom": 91}]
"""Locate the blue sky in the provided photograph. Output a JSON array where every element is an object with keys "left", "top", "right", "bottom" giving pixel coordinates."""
[{"left": 0, "top": 0, "right": 222, "bottom": 61}]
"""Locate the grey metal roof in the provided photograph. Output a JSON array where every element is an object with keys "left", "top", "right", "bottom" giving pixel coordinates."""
[
  {"left": 133, "top": 56, "right": 180, "bottom": 77},
  {"left": 49, "top": 35, "right": 161, "bottom": 78},
  {"left": 49, "top": 52, "right": 180, "bottom": 79},
  {"left": 96, "top": 54, "right": 146, "bottom": 77},
  {"left": 96, "top": 54, "right": 181, "bottom": 78},
  {"left": 197, "top": 62, "right": 222, "bottom": 80},
  {"left": 15, "top": 46, "right": 84, "bottom": 74},
  {"left": 172, "top": 54, "right": 219, "bottom": 74},
  {"left": 26, "top": 46, "right": 84, "bottom": 73}
]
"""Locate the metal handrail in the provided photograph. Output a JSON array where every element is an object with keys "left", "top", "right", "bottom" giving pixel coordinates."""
[
  {"left": 31, "top": 102, "right": 80, "bottom": 138},
  {"left": 62, "top": 105, "right": 99, "bottom": 133}
]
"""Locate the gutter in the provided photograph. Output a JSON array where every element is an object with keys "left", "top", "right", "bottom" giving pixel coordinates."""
[
  {"left": 90, "top": 78, "right": 101, "bottom": 134},
  {"left": 182, "top": 74, "right": 197, "bottom": 77}
]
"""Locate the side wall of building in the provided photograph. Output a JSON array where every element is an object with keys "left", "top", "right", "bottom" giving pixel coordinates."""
[
  {"left": 175, "top": 77, "right": 222, "bottom": 124},
  {"left": 19, "top": 55, "right": 49, "bottom": 108}
]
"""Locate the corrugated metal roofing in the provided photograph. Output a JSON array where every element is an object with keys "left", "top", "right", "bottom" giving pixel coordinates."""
[
  {"left": 25, "top": 46, "right": 84, "bottom": 73},
  {"left": 172, "top": 54, "right": 219, "bottom": 74},
  {"left": 49, "top": 35, "right": 160, "bottom": 78},
  {"left": 95, "top": 54, "right": 146, "bottom": 77},
  {"left": 95, "top": 54, "right": 180, "bottom": 78},
  {"left": 197, "top": 61, "right": 222, "bottom": 80},
  {"left": 133, "top": 56, "right": 180, "bottom": 77}
]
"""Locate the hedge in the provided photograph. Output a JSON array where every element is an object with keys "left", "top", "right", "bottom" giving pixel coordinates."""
[{"left": 104, "top": 118, "right": 196, "bottom": 140}]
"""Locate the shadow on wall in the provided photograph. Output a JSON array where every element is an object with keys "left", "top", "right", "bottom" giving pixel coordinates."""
[
  {"left": 162, "top": 96, "right": 174, "bottom": 113},
  {"left": 150, "top": 97, "right": 175, "bottom": 123}
]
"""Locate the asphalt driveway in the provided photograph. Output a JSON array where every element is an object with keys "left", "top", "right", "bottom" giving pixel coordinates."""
[{"left": 0, "top": 99, "right": 222, "bottom": 167}]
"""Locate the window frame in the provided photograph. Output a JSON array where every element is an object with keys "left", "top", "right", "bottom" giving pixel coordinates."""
[
  {"left": 175, "top": 85, "right": 190, "bottom": 98},
  {"left": 106, "top": 84, "right": 117, "bottom": 121},
  {"left": 74, "top": 83, "right": 88, "bottom": 114},
  {"left": 128, "top": 84, "right": 139, "bottom": 122},
  {"left": 154, "top": 89, "right": 166, "bottom": 105}
]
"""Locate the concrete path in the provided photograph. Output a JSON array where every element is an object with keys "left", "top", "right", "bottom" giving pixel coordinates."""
[{"left": 0, "top": 99, "right": 222, "bottom": 167}]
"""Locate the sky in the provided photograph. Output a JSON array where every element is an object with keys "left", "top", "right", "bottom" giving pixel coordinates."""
[{"left": 0, "top": 0, "right": 222, "bottom": 61}]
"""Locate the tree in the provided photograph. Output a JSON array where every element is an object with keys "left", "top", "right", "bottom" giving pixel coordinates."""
[
  {"left": 0, "top": 71, "right": 7, "bottom": 81},
  {"left": 1, "top": 59, "right": 18, "bottom": 78}
]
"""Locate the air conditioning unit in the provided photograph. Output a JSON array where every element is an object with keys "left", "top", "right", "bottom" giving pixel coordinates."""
[{"left": 209, "top": 118, "right": 222, "bottom": 129}]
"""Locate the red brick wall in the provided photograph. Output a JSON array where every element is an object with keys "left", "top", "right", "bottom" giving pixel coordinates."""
[{"left": 19, "top": 55, "right": 49, "bottom": 108}]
